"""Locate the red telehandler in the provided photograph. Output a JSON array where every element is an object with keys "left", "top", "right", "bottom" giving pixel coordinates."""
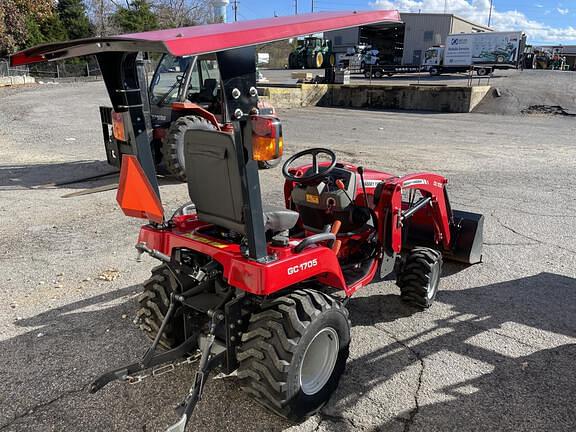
[{"left": 11, "top": 11, "right": 483, "bottom": 432}]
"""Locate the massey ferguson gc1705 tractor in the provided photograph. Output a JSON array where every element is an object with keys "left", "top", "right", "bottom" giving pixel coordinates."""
[{"left": 12, "top": 11, "right": 484, "bottom": 432}]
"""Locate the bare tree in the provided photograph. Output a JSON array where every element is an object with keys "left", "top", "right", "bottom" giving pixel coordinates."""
[
  {"left": 154, "top": 0, "right": 215, "bottom": 28},
  {"left": 86, "top": 0, "right": 119, "bottom": 36}
]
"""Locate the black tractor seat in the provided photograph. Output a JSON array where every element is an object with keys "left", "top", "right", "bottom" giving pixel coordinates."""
[{"left": 185, "top": 129, "right": 300, "bottom": 236}]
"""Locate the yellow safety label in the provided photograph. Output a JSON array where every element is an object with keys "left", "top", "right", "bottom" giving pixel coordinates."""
[
  {"left": 184, "top": 234, "right": 229, "bottom": 249},
  {"left": 306, "top": 194, "right": 319, "bottom": 204}
]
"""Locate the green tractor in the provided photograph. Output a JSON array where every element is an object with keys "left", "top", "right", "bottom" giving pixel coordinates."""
[{"left": 288, "top": 36, "right": 336, "bottom": 69}]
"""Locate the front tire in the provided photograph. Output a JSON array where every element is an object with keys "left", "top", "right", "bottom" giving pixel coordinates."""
[
  {"left": 238, "top": 289, "right": 350, "bottom": 421},
  {"left": 162, "top": 115, "right": 218, "bottom": 182},
  {"left": 396, "top": 247, "right": 442, "bottom": 308}
]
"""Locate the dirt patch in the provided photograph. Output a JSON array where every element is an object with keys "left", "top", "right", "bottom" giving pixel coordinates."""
[
  {"left": 473, "top": 70, "right": 576, "bottom": 116},
  {"left": 521, "top": 105, "right": 576, "bottom": 117}
]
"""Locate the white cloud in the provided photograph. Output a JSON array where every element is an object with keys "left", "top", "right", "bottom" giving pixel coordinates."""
[
  {"left": 370, "top": 0, "right": 576, "bottom": 43},
  {"left": 557, "top": 8, "right": 569, "bottom": 15}
]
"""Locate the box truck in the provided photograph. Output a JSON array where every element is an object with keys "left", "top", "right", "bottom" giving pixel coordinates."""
[{"left": 423, "top": 31, "right": 526, "bottom": 76}]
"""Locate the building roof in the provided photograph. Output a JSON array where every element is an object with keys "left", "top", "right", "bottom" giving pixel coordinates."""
[
  {"left": 11, "top": 10, "right": 401, "bottom": 66},
  {"left": 400, "top": 12, "right": 493, "bottom": 32}
]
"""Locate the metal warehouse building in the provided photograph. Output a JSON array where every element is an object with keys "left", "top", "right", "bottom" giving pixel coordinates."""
[{"left": 325, "top": 13, "right": 493, "bottom": 66}]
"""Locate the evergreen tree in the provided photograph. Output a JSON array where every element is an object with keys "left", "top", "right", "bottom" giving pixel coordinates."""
[
  {"left": 57, "top": 0, "right": 93, "bottom": 40},
  {"left": 112, "top": 0, "right": 159, "bottom": 33},
  {"left": 26, "top": 13, "right": 68, "bottom": 47}
]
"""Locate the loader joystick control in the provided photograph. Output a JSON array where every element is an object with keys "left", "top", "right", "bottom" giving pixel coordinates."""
[{"left": 282, "top": 148, "right": 337, "bottom": 184}]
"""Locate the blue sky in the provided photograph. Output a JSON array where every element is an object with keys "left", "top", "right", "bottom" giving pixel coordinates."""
[{"left": 226, "top": 0, "right": 576, "bottom": 44}]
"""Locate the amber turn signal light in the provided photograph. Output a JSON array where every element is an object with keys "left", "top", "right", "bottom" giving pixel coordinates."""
[
  {"left": 112, "top": 111, "right": 126, "bottom": 142},
  {"left": 250, "top": 115, "right": 283, "bottom": 161}
]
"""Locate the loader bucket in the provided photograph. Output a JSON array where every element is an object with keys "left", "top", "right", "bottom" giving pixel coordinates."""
[
  {"left": 403, "top": 207, "right": 484, "bottom": 265},
  {"left": 446, "top": 210, "right": 484, "bottom": 264}
]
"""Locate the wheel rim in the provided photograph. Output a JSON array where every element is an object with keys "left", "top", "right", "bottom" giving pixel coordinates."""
[
  {"left": 316, "top": 52, "right": 324, "bottom": 68},
  {"left": 300, "top": 327, "right": 339, "bottom": 396},
  {"left": 426, "top": 261, "right": 441, "bottom": 300}
]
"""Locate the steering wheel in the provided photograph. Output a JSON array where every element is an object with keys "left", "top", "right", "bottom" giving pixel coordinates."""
[{"left": 282, "top": 148, "right": 337, "bottom": 184}]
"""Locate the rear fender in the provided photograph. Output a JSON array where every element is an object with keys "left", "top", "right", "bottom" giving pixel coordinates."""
[{"left": 171, "top": 102, "right": 221, "bottom": 130}]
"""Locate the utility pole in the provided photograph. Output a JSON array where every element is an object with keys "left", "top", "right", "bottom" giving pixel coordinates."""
[
  {"left": 488, "top": 0, "right": 494, "bottom": 27},
  {"left": 294, "top": 0, "right": 298, "bottom": 15},
  {"left": 232, "top": 0, "right": 239, "bottom": 22},
  {"left": 444, "top": 0, "right": 447, "bottom": 14},
  {"left": 311, "top": 0, "right": 315, "bottom": 13}
]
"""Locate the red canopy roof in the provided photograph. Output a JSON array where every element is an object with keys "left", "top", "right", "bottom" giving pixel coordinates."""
[{"left": 11, "top": 10, "right": 401, "bottom": 66}]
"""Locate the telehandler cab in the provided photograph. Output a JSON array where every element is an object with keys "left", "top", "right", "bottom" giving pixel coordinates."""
[{"left": 12, "top": 11, "right": 483, "bottom": 432}]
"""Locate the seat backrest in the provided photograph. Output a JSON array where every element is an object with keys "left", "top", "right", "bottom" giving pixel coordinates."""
[
  {"left": 198, "top": 78, "right": 218, "bottom": 101},
  {"left": 184, "top": 129, "right": 246, "bottom": 233}
]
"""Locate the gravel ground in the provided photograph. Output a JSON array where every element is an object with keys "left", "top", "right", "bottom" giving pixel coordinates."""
[{"left": 0, "top": 81, "right": 575, "bottom": 432}]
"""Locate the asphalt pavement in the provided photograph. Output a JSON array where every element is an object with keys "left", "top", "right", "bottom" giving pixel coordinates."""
[{"left": 0, "top": 81, "right": 574, "bottom": 432}]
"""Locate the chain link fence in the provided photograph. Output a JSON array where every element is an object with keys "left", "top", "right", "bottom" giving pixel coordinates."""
[
  {"left": 0, "top": 59, "right": 29, "bottom": 77},
  {"left": 28, "top": 56, "right": 102, "bottom": 78},
  {"left": 2, "top": 56, "right": 160, "bottom": 80}
]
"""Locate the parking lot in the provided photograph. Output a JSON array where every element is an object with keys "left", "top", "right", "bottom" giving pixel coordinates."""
[{"left": 0, "top": 81, "right": 575, "bottom": 431}]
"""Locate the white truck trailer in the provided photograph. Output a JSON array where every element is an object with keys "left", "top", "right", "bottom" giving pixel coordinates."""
[{"left": 423, "top": 31, "right": 526, "bottom": 76}]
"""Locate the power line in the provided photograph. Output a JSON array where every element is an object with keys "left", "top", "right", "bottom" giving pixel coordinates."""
[{"left": 488, "top": 0, "right": 494, "bottom": 27}]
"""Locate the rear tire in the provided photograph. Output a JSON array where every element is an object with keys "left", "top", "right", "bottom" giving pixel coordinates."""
[
  {"left": 238, "top": 289, "right": 350, "bottom": 421},
  {"left": 135, "top": 265, "right": 186, "bottom": 350},
  {"left": 163, "top": 115, "right": 218, "bottom": 182},
  {"left": 288, "top": 53, "right": 298, "bottom": 69},
  {"left": 396, "top": 247, "right": 442, "bottom": 309}
]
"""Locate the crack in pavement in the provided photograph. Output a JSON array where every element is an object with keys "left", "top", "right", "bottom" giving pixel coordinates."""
[
  {"left": 492, "top": 212, "right": 576, "bottom": 255},
  {"left": 0, "top": 385, "right": 87, "bottom": 431},
  {"left": 371, "top": 326, "right": 425, "bottom": 432},
  {"left": 484, "top": 241, "right": 539, "bottom": 247},
  {"left": 451, "top": 198, "right": 576, "bottom": 219},
  {"left": 314, "top": 412, "right": 357, "bottom": 431}
]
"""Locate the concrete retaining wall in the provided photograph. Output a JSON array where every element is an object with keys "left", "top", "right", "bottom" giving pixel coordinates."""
[
  {"left": 0, "top": 75, "right": 36, "bottom": 87},
  {"left": 260, "top": 83, "right": 491, "bottom": 113}
]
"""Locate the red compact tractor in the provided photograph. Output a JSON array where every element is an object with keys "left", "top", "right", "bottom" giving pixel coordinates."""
[
  {"left": 100, "top": 52, "right": 281, "bottom": 181},
  {"left": 12, "top": 11, "right": 483, "bottom": 432}
]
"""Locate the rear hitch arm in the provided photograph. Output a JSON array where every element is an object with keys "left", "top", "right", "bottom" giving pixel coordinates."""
[
  {"left": 167, "top": 313, "right": 224, "bottom": 432},
  {"left": 90, "top": 293, "right": 188, "bottom": 393}
]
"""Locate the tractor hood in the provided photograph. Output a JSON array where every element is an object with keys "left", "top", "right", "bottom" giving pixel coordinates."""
[{"left": 10, "top": 10, "right": 401, "bottom": 66}]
